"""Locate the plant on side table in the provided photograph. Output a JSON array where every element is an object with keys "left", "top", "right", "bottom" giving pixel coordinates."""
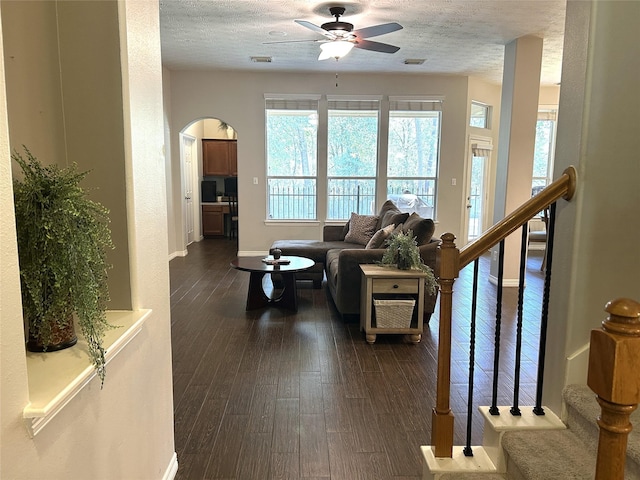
[
  {"left": 380, "top": 229, "right": 438, "bottom": 295},
  {"left": 13, "top": 147, "right": 114, "bottom": 384}
]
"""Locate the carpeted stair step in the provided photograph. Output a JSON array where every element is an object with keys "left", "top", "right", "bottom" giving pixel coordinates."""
[
  {"left": 439, "top": 474, "right": 506, "bottom": 479},
  {"left": 502, "top": 428, "right": 595, "bottom": 480},
  {"left": 563, "top": 384, "right": 640, "bottom": 478}
]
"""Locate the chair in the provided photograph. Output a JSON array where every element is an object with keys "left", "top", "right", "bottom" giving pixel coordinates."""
[
  {"left": 528, "top": 207, "right": 548, "bottom": 271},
  {"left": 227, "top": 194, "right": 238, "bottom": 240}
]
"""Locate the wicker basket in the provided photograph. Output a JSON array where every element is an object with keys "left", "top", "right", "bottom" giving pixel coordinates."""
[{"left": 373, "top": 298, "right": 416, "bottom": 329}]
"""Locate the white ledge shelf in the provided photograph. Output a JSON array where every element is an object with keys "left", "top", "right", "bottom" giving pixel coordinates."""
[{"left": 23, "top": 309, "right": 150, "bottom": 437}]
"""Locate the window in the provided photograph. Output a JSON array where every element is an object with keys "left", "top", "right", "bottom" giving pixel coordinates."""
[
  {"left": 266, "top": 97, "right": 319, "bottom": 219},
  {"left": 264, "top": 95, "right": 444, "bottom": 222},
  {"left": 387, "top": 98, "right": 442, "bottom": 219},
  {"left": 532, "top": 109, "right": 557, "bottom": 195},
  {"left": 470, "top": 101, "right": 491, "bottom": 128},
  {"left": 327, "top": 98, "right": 380, "bottom": 220}
]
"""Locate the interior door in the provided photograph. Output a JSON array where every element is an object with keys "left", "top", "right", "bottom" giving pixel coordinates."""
[
  {"left": 181, "top": 134, "right": 196, "bottom": 245},
  {"left": 464, "top": 140, "right": 492, "bottom": 244}
]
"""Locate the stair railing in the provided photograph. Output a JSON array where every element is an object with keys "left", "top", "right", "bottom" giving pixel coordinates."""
[
  {"left": 431, "top": 165, "right": 577, "bottom": 457},
  {"left": 588, "top": 298, "right": 640, "bottom": 480}
]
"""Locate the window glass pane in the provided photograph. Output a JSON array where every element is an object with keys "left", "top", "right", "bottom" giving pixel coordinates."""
[
  {"left": 266, "top": 103, "right": 318, "bottom": 220},
  {"left": 267, "top": 178, "right": 316, "bottom": 220},
  {"left": 327, "top": 110, "right": 378, "bottom": 177},
  {"left": 267, "top": 110, "right": 317, "bottom": 176},
  {"left": 327, "top": 178, "right": 375, "bottom": 219},
  {"left": 470, "top": 102, "right": 489, "bottom": 128},
  {"left": 387, "top": 107, "right": 440, "bottom": 219},
  {"left": 388, "top": 112, "right": 439, "bottom": 177},
  {"left": 386, "top": 179, "right": 435, "bottom": 219},
  {"left": 533, "top": 119, "right": 553, "bottom": 179}
]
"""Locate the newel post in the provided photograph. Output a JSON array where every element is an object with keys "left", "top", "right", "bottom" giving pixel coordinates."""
[
  {"left": 432, "top": 233, "right": 460, "bottom": 457},
  {"left": 587, "top": 298, "right": 640, "bottom": 480}
]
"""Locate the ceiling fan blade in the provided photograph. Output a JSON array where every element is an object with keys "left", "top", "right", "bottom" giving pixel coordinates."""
[
  {"left": 353, "top": 22, "right": 403, "bottom": 39},
  {"left": 354, "top": 39, "right": 400, "bottom": 54},
  {"left": 295, "top": 19, "right": 335, "bottom": 38},
  {"left": 263, "top": 39, "right": 323, "bottom": 45}
]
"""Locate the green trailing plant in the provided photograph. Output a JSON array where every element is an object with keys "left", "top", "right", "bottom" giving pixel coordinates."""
[
  {"left": 380, "top": 230, "right": 438, "bottom": 295},
  {"left": 12, "top": 147, "right": 114, "bottom": 384}
]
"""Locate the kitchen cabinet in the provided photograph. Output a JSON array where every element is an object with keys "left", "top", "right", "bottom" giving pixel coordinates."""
[
  {"left": 202, "top": 205, "right": 224, "bottom": 236},
  {"left": 202, "top": 139, "right": 237, "bottom": 176}
]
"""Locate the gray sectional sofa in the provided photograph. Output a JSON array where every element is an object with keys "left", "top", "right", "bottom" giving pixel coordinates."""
[{"left": 270, "top": 200, "right": 440, "bottom": 322}]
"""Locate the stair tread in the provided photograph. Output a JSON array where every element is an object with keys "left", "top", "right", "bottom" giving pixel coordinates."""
[
  {"left": 564, "top": 384, "right": 640, "bottom": 463},
  {"left": 502, "top": 429, "right": 595, "bottom": 479},
  {"left": 439, "top": 474, "right": 506, "bottom": 479}
]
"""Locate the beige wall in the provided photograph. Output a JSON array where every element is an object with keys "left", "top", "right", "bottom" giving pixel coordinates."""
[
  {"left": 544, "top": 0, "right": 640, "bottom": 412},
  {"left": 0, "top": 1, "right": 175, "bottom": 478},
  {"left": 166, "top": 71, "right": 504, "bottom": 256},
  {"left": 2, "top": 0, "right": 131, "bottom": 309}
]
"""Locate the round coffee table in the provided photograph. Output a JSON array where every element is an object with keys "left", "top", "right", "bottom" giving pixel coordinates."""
[{"left": 230, "top": 256, "right": 315, "bottom": 311}]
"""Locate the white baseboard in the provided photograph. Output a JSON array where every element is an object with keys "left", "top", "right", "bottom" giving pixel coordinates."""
[
  {"left": 168, "top": 250, "right": 188, "bottom": 261},
  {"left": 162, "top": 452, "right": 178, "bottom": 480},
  {"left": 488, "top": 275, "right": 521, "bottom": 287}
]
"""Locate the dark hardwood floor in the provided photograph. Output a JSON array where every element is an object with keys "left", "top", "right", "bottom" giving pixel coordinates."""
[{"left": 169, "top": 238, "right": 546, "bottom": 479}]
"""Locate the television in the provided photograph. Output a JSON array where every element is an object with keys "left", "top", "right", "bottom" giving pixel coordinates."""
[{"left": 224, "top": 177, "right": 237, "bottom": 196}]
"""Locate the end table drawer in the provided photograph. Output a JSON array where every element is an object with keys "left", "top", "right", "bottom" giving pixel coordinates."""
[{"left": 372, "top": 278, "right": 419, "bottom": 294}]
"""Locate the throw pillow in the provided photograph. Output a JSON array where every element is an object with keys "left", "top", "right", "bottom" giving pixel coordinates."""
[
  {"left": 344, "top": 212, "right": 379, "bottom": 246},
  {"left": 381, "top": 211, "right": 409, "bottom": 229},
  {"left": 402, "top": 213, "right": 436, "bottom": 245},
  {"left": 365, "top": 223, "right": 396, "bottom": 249},
  {"left": 376, "top": 199, "right": 401, "bottom": 229},
  {"left": 339, "top": 220, "right": 350, "bottom": 241}
]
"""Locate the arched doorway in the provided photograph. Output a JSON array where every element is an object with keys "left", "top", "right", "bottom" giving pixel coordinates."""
[{"left": 179, "top": 117, "right": 237, "bottom": 245}]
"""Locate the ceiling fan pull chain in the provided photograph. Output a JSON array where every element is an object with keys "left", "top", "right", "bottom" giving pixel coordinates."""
[{"left": 335, "top": 72, "right": 339, "bottom": 87}]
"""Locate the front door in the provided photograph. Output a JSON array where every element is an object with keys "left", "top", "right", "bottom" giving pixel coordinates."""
[
  {"left": 464, "top": 139, "right": 492, "bottom": 244},
  {"left": 181, "top": 134, "right": 196, "bottom": 245}
]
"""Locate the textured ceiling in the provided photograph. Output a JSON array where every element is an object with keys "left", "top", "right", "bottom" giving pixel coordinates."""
[{"left": 159, "top": 0, "right": 566, "bottom": 86}]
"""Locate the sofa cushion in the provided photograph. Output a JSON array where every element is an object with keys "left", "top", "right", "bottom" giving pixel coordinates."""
[
  {"left": 344, "top": 212, "right": 379, "bottom": 245},
  {"left": 402, "top": 213, "right": 436, "bottom": 245},
  {"left": 270, "top": 239, "right": 360, "bottom": 263},
  {"left": 365, "top": 223, "right": 396, "bottom": 249}
]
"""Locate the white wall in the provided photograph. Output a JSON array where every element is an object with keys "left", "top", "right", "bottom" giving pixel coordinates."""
[
  {"left": 166, "top": 71, "right": 505, "bottom": 256},
  {"left": 0, "top": 1, "right": 176, "bottom": 478}
]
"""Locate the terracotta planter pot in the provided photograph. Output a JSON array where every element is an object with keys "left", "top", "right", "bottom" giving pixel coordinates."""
[{"left": 26, "top": 314, "right": 78, "bottom": 352}]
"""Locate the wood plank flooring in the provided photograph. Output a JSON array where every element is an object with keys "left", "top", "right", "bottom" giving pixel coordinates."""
[{"left": 170, "top": 238, "right": 546, "bottom": 479}]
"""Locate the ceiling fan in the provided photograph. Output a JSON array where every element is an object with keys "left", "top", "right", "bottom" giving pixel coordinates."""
[{"left": 266, "top": 6, "right": 403, "bottom": 60}]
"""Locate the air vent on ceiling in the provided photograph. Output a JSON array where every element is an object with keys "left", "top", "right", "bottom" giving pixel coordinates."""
[
  {"left": 404, "top": 58, "right": 425, "bottom": 65},
  {"left": 251, "top": 56, "right": 272, "bottom": 63}
]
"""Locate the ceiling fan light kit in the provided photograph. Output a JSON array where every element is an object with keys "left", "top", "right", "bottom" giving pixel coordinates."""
[{"left": 319, "top": 40, "right": 355, "bottom": 60}]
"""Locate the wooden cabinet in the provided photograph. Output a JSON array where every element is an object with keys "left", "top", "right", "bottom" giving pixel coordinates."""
[
  {"left": 202, "top": 139, "right": 237, "bottom": 176},
  {"left": 202, "top": 205, "right": 224, "bottom": 236},
  {"left": 359, "top": 265, "right": 426, "bottom": 344}
]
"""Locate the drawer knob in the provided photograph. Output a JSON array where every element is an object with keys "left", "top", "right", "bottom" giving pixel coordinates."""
[{"left": 393, "top": 284, "right": 399, "bottom": 289}]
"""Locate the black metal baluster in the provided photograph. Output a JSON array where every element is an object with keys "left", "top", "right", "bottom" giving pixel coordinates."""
[
  {"left": 511, "top": 224, "right": 528, "bottom": 416},
  {"left": 534, "top": 202, "right": 556, "bottom": 415},
  {"left": 489, "top": 239, "right": 505, "bottom": 415},
  {"left": 464, "top": 259, "right": 480, "bottom": 456}
]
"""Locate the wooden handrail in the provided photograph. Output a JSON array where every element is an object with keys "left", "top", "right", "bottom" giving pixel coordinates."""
[
  {"left": 459, "top": 166, "right": 576, "bottom": 269},
  {"left": 588, "top": 298, "right": 640, "bottom": 480},
  {"left": 431, "top": 165, "right": 577, "bottom": 458}
]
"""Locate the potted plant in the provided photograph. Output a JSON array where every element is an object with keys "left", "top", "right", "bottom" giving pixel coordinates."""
[
  {"left": 380, "top": 230, "right": 438, "bottom": 295},
  {"left": 12, "top": 147, "right": 114, "bottom": 383}
]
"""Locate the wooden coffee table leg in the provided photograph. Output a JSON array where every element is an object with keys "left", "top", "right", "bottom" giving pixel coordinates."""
[
  {"left": 273, "top": 272, "right": 298, "bottom": 311},
  {"left": 246, "top": 272, "right": 270, "bottom": 310}
]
